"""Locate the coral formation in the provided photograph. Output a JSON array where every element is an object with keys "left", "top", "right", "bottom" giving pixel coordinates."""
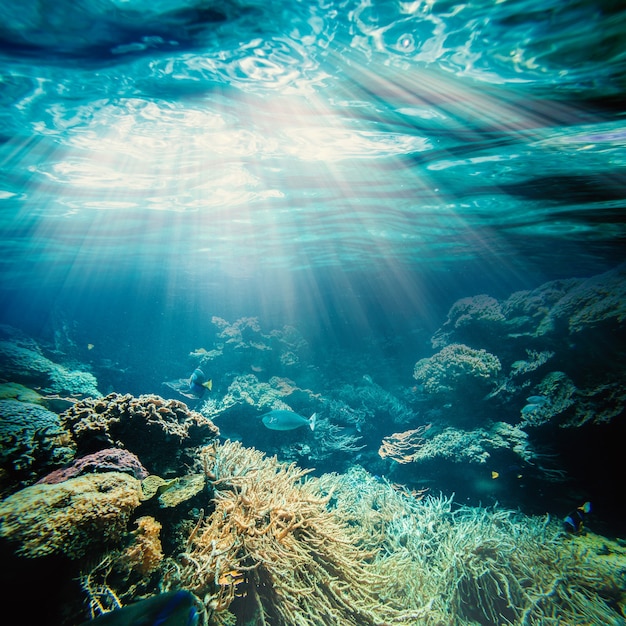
[
  {"left": 535, "top": 264, "right": 626, "bottom": 335},
  {"left": 191, "top": 317, "right": 310, "bottom": 383},
  {"left": 140, "top": 473, "right": 206, "bottom": 508},
  {"left": 381, "top": 422, "right": 536, "bottom": 466},
  {"left": 0, "top": 472, "right": 141, "bottom": 558},
  {"left": 168, "top": 440, "right": 420, "bottom": 625},
  {"left": 413, "top": 343, "right": 502, "bottom": 397},
  {"left": 0, "top": 325, "right": 100, "bottom": 397},
  {"left": 0, "top": 381, "right": 44, "bottom": 404},
  {"left": 317, "top": 467, "right": 626, "bottom": 625},
  {"left": 37, "top": 448, "right": 148, "bottom": 485},
  {"left": 122, "top": 516, "right": 164, "bottom": 577},
  {"left": 378, "top": 424, "right": 432, "bottom": 463},
  {"left": 60, "top": 393, "right": 219, "bottom": 475},
  {"left": 0, "top": 399, "right": 75, "bottom": 492},
  {"left": 431, "top": 294, "right": 506, "bottom": 348}
]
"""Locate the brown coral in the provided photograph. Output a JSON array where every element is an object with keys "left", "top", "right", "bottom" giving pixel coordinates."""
[
  {"left": 0, "top": 472, "right": 141, "bottom": 559},
  {"left": 60, "top": 393, "right": 219, "bottom": 475},
  {"left": 170, "top": 440, "right": 419, "bottom": 626},
  {"left": 123, "top": 516, "right": 164, "bottom": 576}
]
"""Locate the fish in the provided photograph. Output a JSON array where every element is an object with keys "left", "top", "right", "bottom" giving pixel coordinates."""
[
  {"left": 261, "top": 409, "right": 316, "bottom": 431},
  {"left": 491, "top": 471, "right": 499, "bottom": 479},
  {"left": 188, "top": 368, "right": 212, "bottom": 397},
  {"left": 526, "top": 395, "right": 549, "bottom": 405},
  {"left": 164, "top": 368, "right": 212, "bottom": 401},
  {"left": 87, "top": 343, "right": 95, "bottom": 350},
  {"left": 521, "top": 403, "right": 542, "bottom": 414},
  {"left": 563, "top": 501, "right": 592, "bottom": 533},
  {"left": 79, "top": 590, "right": 200, "bottom": 626}
]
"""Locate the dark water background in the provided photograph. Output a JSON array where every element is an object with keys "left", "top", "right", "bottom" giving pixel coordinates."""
[{"left": 1, "top": 0, "right": 626, "bottom": 531}]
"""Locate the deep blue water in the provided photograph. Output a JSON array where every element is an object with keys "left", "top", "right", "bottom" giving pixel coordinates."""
[{"left": 1, "top": 1, "right": 626, "bottom": 623}]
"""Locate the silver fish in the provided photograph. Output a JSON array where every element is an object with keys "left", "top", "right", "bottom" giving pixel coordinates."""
[{"left": 261, "top": 409, "right": 316, "bottom": 431}]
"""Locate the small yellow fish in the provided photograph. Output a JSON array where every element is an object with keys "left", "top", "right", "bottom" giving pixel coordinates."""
[
  {"left": 87, "top": 343, "right": 94, "bottom": 350},
  {"left": 491, "top": 471, "right": 499, "bottom": 480}
]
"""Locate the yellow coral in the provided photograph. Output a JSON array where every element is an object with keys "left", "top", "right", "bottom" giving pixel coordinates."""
[
  {"left": 0, "top": 472, "right": 141, "bottom": 559},
  {"left": 123, "top": 516, "right": 164, "bottom": 576},
  {"left": 172, "top": 440, "right": 420, "bottom": 626}
]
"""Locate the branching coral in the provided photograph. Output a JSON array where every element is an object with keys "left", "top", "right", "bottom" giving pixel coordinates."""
[
  {"left": 60, "top": 393, "right": 219, "bottom": 475},
  {"left": 380, "top": 422, "right": 537, "bottom": 466},
  {"left": 378, "top": 424, "right": 432, "bottom": 464},
  {"left": 414, "top": 343, "right": 502, "bottom": 397},
  {"left": 168, "top": 440, "right": 421, "bottom": 626},
  {"left": 316, "top": 467, "right": 626, "bottom": 626}
]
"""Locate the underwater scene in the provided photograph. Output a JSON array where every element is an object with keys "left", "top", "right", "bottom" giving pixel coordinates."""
[{"left": 1, "top": 0, "right": 626, "bottom": 624}]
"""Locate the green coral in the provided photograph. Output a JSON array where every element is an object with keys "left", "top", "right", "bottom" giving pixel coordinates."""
[
  {"left": 0, "top": 472, "right": 141, "bottom": 558},
  {"left": 413, "top": 343, "right": 502, "bottom": 396}
]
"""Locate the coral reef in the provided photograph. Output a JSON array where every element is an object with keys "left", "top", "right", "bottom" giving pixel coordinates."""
[
  {"left": 334, "top": 380, "right": 416, "bottom": 428},
  {"left": 80, "top": 516, "right": 165, "bottom": 619},
  {"left": 122, "top": 516, "right": 164, "bottom": 577},
  {"left": 317, "top": 467, "right": 626, "bottom": 626},
  {"left": 534, "top": 264, "right": 626, "bottom": 336},
  {"left": 0, "top": 472, "right": 141, "bottom": 558},
  {"left": 60, "top": 393, "right": 219, "bottom": 475},
  {"left": 190, "top": 317, "right": 310, "bottom": 384},
  {"left": 0, "top": 325, "right": 100, "bottom": 397},
  {"left": 413, "top": 343, "right": 502, "bottom": 398},
  {"left": 0, "top": 399, "right": 75, "bottom": 493},
  {"left": 168, "top": 440, "right": 421, "bottom": 625},
  {"left": 200, "top": 374, "right": 319, "bottom": 422},
  {"left": 378, "top": 424, "right": 432, "bottom": 463},
  {"left": 380, "top": 421, "right": 536, "bottom": 466},
  {"left": 37, "top": 448, "right": 148, "bottom": 485},
  {"left": 0, "top": 381, "right": 44, "bottom": 404},
  {"left": 431, "top": 294, "right": 506, "bottom": 349}
]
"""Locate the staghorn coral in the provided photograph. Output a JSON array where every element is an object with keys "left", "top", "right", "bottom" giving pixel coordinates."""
[
  {"left": 60, "top": 393, "right": 219, "bottom": 476},
  {"left": 168, "top": 440, "right": 421, "bottom": 626},
  {"left": 0, "top": 471, "right": 141, "bottom": 559},
  {"left": 317, "top": 467, "right": 626, "bottom": 626},
  {"left": 413, "top": 343, "right": 502, "bottom": 398},
  {"left": 379, "top": 424, "right": 432, "bottom": 464}
]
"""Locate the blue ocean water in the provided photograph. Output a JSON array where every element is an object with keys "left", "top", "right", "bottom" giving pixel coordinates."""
[{"left": 1, "top": 1, "right": 626, "bottom": 624}]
